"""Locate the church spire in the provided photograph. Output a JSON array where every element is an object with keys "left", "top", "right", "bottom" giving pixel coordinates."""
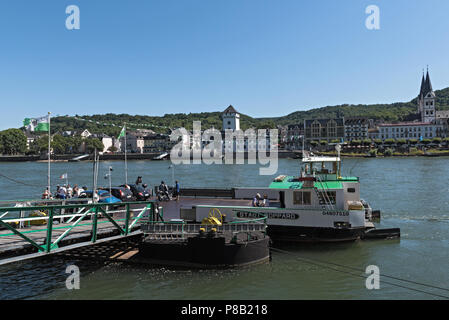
[
  {"left": 419, "top": 70, "right": 425, "bottom": 97},
  {"left": 425, "top": 67, "right": 433, "bottom": 93}
]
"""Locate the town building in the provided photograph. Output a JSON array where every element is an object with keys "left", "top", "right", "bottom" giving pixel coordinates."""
[
  {"left": 417, "top": 69, "right": 436, "bottom": 123},
  {"left": 304, "top": 118, "right": 345, "bottom": 143},
  {"left": 369, "top": 69, "right": 446, "bottom": 141},
  {"left": 436, "top": 110, "right": 449, "bottom": 137},
  {"left": 344, "top": 118, "right": 369, "bottom": 141},
  {"left": 286, "top": 124, "right": 304, "bottom": 150},
  {"left": 118, "top": 129, "right": 156, "bottom": 153},
  {"left": 374, "top": 122, "right": 444, "bottom": 140},
  {"left": 143, "top": 133, "right": 175, "bottom": 153},
  {"left": 222, "top": 105, "right": 240, "bottom": 131}
]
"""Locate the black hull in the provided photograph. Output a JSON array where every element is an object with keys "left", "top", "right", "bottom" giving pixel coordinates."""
[
  {"left": 138, "top": 236, "right": 270, "bottom": 268},
  {"left": 267, "top": 225, "right": 366, "bottom": 243}
]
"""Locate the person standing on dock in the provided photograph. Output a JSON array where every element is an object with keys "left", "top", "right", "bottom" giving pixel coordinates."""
[{"left": 173, "top": 180, "right": 180, "bottom": 201}]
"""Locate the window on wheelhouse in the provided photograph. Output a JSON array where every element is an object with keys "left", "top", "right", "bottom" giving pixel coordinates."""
[{"left": 293, "top": 191, "right": 311, "bottom": 205}]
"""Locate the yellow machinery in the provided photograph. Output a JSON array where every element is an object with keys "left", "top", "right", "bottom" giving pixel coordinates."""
[
  {"left": 201, "top": 208, "right": 223, "bottom": 226},
  {"left": 29, "top": 211, "right": 47, "bottom": 226}
]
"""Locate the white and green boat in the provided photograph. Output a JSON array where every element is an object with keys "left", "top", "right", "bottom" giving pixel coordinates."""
[{"left": 162, "top": 151, "right": 400, "bottom": 243}]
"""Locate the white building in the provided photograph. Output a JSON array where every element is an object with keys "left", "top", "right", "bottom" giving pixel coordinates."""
[
  {"left": 376, "top": 122, "right": 444, "bottom": 140},
  {"left": 222, "top": 105, "right": 240, "bottom": 131},
  {"left": 418, "top": 69, "right": 436, "bottom": 123}
]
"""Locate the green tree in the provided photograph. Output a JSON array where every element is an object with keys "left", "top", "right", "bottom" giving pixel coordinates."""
[
  {"left": 51, "top": 135, "right": 68, "bottom": 154},
  {"left": 0, "top": 129, "right": 27, "bottom": 155},
  {"left": 85, "top": 138, "right": 104, "bottom": 153}
]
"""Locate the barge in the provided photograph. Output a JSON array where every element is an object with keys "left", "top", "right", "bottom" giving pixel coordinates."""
[
  {"left": 156, "top": 148, "right": 400, "bottom": 243},
  {"left": 138, "top": 208, "right": 270, "bottom": 268}
]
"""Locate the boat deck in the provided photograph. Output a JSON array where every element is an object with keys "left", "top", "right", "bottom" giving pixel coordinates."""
[{"left": 158, "top": 197, "right": 254, "bottom": 220}]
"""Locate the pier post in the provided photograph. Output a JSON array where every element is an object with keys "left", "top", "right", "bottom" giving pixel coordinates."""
[
  {"left": 46, "top": 208, "right": 54, "bottom": 253},
  {"left": 91, "top": 206, "right": 98, "bottom": 243},
  {"left": 124, "top": 203, "right": 130, "bottom": 235}
]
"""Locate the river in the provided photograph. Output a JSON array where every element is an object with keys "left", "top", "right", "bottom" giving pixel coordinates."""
[{"left": 0, "top": 157, "right": 448, "bottom": 299}]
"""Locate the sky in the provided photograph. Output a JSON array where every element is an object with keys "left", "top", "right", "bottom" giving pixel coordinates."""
[{"left": 1, "top": 0, "right": 449, "bottom": 130}]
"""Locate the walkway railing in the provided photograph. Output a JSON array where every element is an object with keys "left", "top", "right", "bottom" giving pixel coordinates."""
[{"left": 0, "top": 201, "right": 163, "bottom": 254}]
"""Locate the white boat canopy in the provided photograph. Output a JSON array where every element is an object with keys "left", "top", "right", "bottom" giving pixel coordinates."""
[{"left": 302, "top": 156, "right": 341, "bottom": 163}]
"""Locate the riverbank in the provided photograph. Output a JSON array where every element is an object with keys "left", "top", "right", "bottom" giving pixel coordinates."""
[
  {"left": 317, "top": 149, "right": 449, "bottom": 158},
  {"left": 0, "top": 150, "right": 302, "bottom": 162}
]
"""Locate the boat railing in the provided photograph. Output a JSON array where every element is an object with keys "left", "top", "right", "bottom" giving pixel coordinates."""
[{"left": 141, "top": 222, "right": 267, "bottom": 239}]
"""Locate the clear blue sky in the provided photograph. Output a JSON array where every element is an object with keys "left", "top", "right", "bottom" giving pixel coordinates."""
[{"left": 1, "top": 0, "right": 449, "bottom": 130}]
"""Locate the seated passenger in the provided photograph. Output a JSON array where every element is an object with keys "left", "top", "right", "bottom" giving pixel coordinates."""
[
  {"left": 253, "top": 193, "right": 262, "bottom": 207},
  {"left": 262, "top": 194, "right": 270, "bottom": 207}
]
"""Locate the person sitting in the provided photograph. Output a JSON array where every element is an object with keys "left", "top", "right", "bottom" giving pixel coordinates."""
[
  {"left": 42, "top": 188, "right": 51, "bottom": 200},
  {"left": 159, "top": 181, "right": 170, "bottom": 199},
  {"left": 58, "top": 186, "right": 67, "bottom": 200},
  {"left": 262, "top": 194, "right": 270, "bottom": 207},
  {"left": 135, "top": 176, "right": 143, "bottom": 186},
  {"left": 253, "top": 193, "right": 262, "bottom": 207},
  {"left": 67, "top": 184, "right": 73, "bottom": 198}
]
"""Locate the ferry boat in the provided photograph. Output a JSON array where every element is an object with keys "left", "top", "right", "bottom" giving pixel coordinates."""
[
  {"left": 138, "top": 209, "right": 270, "bottom": 268},
  {"left": 158, "top": 148, "right": 400, "bottom": 243}
]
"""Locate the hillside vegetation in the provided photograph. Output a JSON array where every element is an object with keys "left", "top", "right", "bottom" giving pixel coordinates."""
[{"left": 46, "top": 86, "right": 449, "bottom": 136}]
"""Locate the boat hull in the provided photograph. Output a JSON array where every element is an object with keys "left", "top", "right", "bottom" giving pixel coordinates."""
[
  {"left": 138, "top": 236, "right": 270, "bottom": 268},
  {"left": 267, "top": 225, "right": 366, "bottom": 243}
]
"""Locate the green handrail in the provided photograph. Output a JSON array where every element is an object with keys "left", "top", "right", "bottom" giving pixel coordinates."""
[{"left": 0, "top": 201, "right": 154, "bottom": 254}]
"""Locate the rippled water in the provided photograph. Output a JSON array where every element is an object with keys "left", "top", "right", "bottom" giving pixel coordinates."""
[{"left": 0, "top": 157, "right": 448, "bottom": 299}]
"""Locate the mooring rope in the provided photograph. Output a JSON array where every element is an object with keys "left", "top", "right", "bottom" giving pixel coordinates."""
[
  {"left": 0, "top": 172, "right": 43, "bottom": 187},
  {"left": 270, "top": 247, "right": 449, "bottom": 299}
]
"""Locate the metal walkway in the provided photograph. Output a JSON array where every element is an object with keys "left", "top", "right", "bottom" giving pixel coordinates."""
[{"left": 0, "top": 200, "right": 163, "bottom": 266}]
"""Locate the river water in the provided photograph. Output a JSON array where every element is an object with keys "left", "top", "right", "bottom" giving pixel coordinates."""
[{"left": 0, "top": 157, "right": 448, "bottom": 300}]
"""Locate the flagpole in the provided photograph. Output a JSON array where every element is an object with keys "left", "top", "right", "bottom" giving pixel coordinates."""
[
  {"left": 48, "top": 112, "right": 51, "bottom": 194},
  {"left": 124, "top": 123, "right": 128, "bottom": 185}
]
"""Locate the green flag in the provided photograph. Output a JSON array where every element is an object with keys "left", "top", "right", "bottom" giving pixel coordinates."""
[
  {"left": 23, "top": 115, "right": 49, "bottom": 132},
  {"left": 117, "top": 126, "right": 126, "bottom": 139},
  {"left": 36, "top": 117, "right": 49, "bottom": 132}
]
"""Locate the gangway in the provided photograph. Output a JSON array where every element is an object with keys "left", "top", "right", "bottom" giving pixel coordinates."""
[{"left": 0, "top": 200, "right": 164, "bottom": 266}]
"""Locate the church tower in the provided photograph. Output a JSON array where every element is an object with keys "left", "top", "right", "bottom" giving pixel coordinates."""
[
  {"left": 418, "top": 68, "right": 436, "bottom": 123},
  {"left": 222, "top": 105, "right": 240, "bottom": 131}
]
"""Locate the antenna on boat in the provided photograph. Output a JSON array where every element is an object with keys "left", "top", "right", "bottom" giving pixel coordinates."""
[
  {"left": 302, "top": 119, "right": 305, "bottom": 158},
  {"left": 335, "top": 144, "right": 342, "bottom": 179}
]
